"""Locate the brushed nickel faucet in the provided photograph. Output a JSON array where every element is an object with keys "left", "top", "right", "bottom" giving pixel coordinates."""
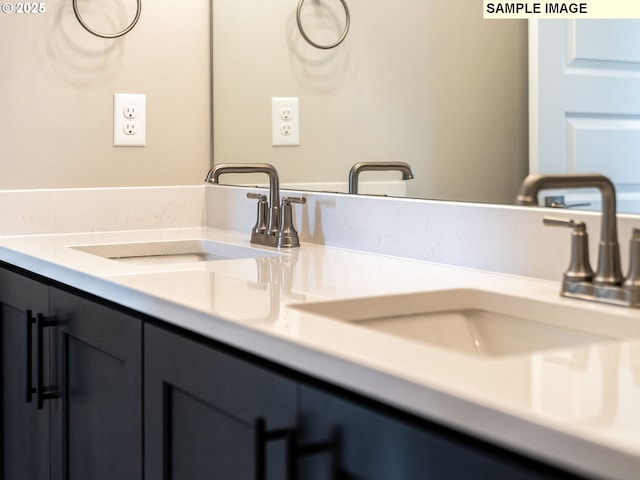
[
  {"left": 205, "top": 163, "right": 305, "bottom": 248},
  {"left": 516, "top": 173, "right": 640, "bottom": 307},
  {"left": 348, "top": 162, "right": 415, "bottom": 194}
]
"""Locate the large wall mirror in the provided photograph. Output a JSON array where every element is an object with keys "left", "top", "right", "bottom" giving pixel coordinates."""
[
  {"left": 211, "top": 2, "right": 640, "bottom": 213},
  {"left": 212, "top": 0, "right": 529, "bottom": 205}
]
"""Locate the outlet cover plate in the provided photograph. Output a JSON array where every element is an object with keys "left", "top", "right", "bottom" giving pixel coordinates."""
[
  {"left": 114, "top": 93, "right": 146, "bottom": 147},
  {"left": 272, "top": 97, "right": 299, "bottom": 146}
]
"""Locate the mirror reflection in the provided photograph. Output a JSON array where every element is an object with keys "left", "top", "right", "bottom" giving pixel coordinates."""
[
  {"left": 212, "top": 0, "right": 528, "bottom": 205},
  {"left": 531, "top": 19, "right": 640, "bottom": 214},
  {"left": 212, "top": 4, "right": 640, "bottom": 214}
]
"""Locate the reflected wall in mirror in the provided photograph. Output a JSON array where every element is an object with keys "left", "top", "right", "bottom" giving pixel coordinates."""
[{"left": 212, "top": 0, "right": 529, "bottom": 204}]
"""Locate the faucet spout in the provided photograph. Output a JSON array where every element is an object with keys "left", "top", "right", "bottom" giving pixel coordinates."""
[
  {"left": 206, "top": 163, "right": 280, "bottom": 218},
  {"left": 516, "top": 173, "right": 622, "bottom": 286},
  {"left": 348, "top": 162, "right": 415, "bottom": 194}
]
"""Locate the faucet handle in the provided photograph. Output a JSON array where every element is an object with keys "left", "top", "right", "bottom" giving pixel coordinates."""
[
  {"left": 621, "top": 228, "right": 640, "bottom": 306},
  {"left": 543, "top": 217, "right": 594, "bottom": 284},
  {"left": 283, "top": 196, "right": 306, "bottom": 205},
  {"left": 624, "top": 229, "right": 640, "bottom": 299},
  {"left": 246, "top": 193, "right": 269, "bottom": 241},
  {"left": 542, "top": 217, "right": 581, "bottom": 228},
  {"left": 276, "top": 196, "right": 306, "bottom": 248}
]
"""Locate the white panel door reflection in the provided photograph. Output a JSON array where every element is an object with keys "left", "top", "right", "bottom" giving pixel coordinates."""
[{"left": 531, "top": 20, "right": 640, "bottom": 213}]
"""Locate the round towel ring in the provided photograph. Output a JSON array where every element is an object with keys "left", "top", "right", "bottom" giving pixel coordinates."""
[
  {"left": 72, "top": 0, "right": 142, "bottom": 39},
  {"left": 296, "top": 0, "right": 350, "bottom": 50}
]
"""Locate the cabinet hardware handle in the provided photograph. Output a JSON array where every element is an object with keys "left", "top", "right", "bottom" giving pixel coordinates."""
[
  {"left": 255, "top": 418, "right": 295, "bottom": 480},
  {"left": 255, "top": 418, "right": 339, "bottom": 480},
  {"left": 25, "top": 310, "right": 37, "bottom": 403},
  {"left": 289, "top": 429, "right": 340, "bottom": 480},
  {"left": 36, "top": 314, "right": 58, "bottom": 410}
]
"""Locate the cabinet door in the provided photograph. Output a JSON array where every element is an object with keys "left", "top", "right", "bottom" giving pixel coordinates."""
[
  {"left": 144, "top": 323, "right": 297, "bottom": 480},
  {"left": 49, "top": 288, "right": 143, "bottom": 480},
  {"left": 0, "top": 269, "right": 49, "bottom": 480},
  {"left": 298, "top": 385, "right": 583, "bottom": 480},
  {"left": 0, "top": 267, "right": 50, "bottom": 480}
]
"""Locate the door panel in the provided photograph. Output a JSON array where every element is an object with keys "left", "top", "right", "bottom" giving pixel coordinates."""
[
  {"left": 1, "top": 305, "right": 50, "bottom": 480},
  {"left": 572, "top": 20, "right": 640, "bottom": 65},
  {"left": 298, "top": 384, "right": 583, "bottom": 480},
  {"left": 144, "top": 323, "right": 297, "bottom": 480},
  {"left": 50, "top": 288, "right": 142, "bottom": 480},
  {"left": 168, "top": 387, "right": 254, "bottom": 479},
  {"left": 0, "top": 268, "right": 50, "bottom": 480}
]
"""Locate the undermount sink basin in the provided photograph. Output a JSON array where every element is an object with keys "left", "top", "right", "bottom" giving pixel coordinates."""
[
  {"left": 70, "top": 239, "right": 280, "bottom": 265},
  {"left": 292, "top": 289, "right": 624, "bottom": 358}
]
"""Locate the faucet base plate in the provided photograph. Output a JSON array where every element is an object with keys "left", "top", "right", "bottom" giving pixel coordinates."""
[{"left": 562, "top": 282, "right": 640, "bottom": 308}]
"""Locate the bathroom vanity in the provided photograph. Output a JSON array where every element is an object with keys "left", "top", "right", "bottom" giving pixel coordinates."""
[{"left": 1, "top": 185, "right": 639, "bottom": 479}]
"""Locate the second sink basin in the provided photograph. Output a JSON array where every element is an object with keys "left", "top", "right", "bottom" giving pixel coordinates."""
[
  {"left": 70, "top": 239, "right": 280, "bottom": 265},
  {"left": 291, "top": 289, "right": 628, "bottom": 358}
]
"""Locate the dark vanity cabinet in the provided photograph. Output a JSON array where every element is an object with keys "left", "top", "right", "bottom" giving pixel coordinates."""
[
  {"left": 1, "top": 265, "right": 587, "bottom": 480},
  {"left": 0, "top": 268, "right": 143, "bottom": 480}
]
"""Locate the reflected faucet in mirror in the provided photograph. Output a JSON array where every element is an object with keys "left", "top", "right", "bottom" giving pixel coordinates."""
[
  {"left": 205, "top": 163, "right": 306, "bottom": 248},
  {"left": 348, "top": 162, "right": 415, "bottom": 195},
  {"left": 516, "top": 173, "right": 640, "bottom": 307}
]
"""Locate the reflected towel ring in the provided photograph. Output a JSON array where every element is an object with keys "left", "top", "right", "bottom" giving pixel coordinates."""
[
  {"left": 72, "top": 0, "right": 142, "bottom": 39},
  {"left": 296, "top": 0, "right": 350, "bottom": 50}
]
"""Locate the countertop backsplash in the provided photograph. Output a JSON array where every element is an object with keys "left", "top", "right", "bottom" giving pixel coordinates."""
[
  {"left": 205, "top": 184, "right": 640, "bottom": 283},
  {"left": 2, "top": 183, "right": 639, "bottom": 283},
  {"left": 0, "top": 186, "right": 205, "bottom": 236}
]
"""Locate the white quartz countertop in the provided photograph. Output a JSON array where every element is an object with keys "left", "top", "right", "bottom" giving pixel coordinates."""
[{"left": 1, "top": 226, "right": 640, "bottom": 479}]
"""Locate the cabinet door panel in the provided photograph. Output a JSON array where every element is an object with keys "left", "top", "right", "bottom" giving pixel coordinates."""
[
  {"left": 169, "top": 387, "right": 254, "bottom": 479},
  {"left": 0, "top": 268, "right": 50, "bottom": 480},
  {"left": 299, "top": 385, "right": 580, "bottom": 480},
  {"left": 145, "top": 323, "right": 297, "bottom": 480},
  {"left": 1, "top": 305, "right": 50, "bottom": 480},
  {"left": 50, "top": 288, "right": 142, "bottom": 480}
]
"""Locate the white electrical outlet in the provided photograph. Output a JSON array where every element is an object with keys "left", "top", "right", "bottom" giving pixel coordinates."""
[
  {"left": 114, "top": 93, "right": 146, "bottom": 147},
  {"left": 123, "top": 121, "right": 137, "bottom": 135},
  {"left": 123, "top": 105, "right": 138, "bottom": 119},
  {"left": 272, "top": 97, "right": 299, "bottom": 146}
]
